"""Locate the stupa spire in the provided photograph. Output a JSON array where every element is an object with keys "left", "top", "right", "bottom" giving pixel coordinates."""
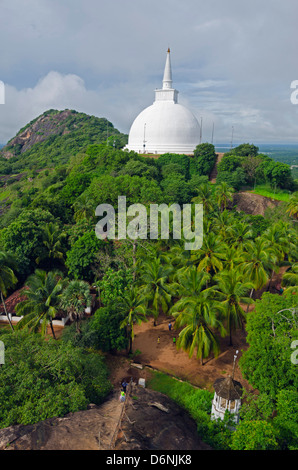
[{"left": 162, "top": 48, "right": 173, "bottom": 90}]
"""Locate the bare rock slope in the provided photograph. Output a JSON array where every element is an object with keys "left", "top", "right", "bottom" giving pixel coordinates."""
[{"left": 0, "top": 385, "right": 211, "bottom": 451}]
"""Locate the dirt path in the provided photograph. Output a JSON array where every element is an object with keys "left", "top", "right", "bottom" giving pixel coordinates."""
[
  {"left": 209, "top": 153, "right": 224, "bottom": 184},
  {"left": 106, "top": 309, "right": 254, "bottom": 395}
]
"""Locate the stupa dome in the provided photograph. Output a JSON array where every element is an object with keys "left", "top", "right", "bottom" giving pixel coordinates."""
[{"left": 125, "top": 49, "right": 200, "bottom": 155}]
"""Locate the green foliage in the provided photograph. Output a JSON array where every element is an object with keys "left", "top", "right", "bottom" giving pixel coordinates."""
[
  {"left": 231, "top": 143, "right": 259, "bottom": 158},
  {"left": 273, "top": 389, "right": 298, "bottom": 450},
  {"left": 15, "top": 269, "right": 64, "bottom": 338},
  {"left": 97, "top": 267, "right": 133, "bottom": 305},
  {"left": 65, "top": 231, "right": 110, "bottom": 282},
  {"left": 157, "top": 153, "right": 190, "bottom": 179},
  {"left": 91, "top": 306, "right": 128, "bottom": 352},
  {"left": 161, "top": 174, "right": 192, "bottom": 204},
  {"left": 0, "top": 331, "right": 111, "bottom": 428},
  {"left": 193, "top": 143, "right": 217, "bottom": 176},
  {"left": 231, "top": 420, "right": 279, "bottom": 450},
  {"left": 239, "top": 291, "right": 298, "bottom": 399},
  {"left": 217, "top": 154, "right": 242, "bottom": 173},
  {"left": 216, "top": 167, "right": 247, "bottom": 190},
  {"left": 0, "top": 209, "right": 55, "bottom": 279}
]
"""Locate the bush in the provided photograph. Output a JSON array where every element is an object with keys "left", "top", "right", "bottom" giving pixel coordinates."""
[
  {"left": 0, "top": 331, "right": 111, "bottom": 428},
  {"left": 231, "top": 420, "right": 279, "bottom": 450}
]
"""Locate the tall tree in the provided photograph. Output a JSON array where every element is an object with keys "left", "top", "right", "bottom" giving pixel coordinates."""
[
  {"left": 119, "top": 286, "right": 148, "bottom": 354},
  {"left": 214, "top": 182, "right": 234, "bottom": 212},
  {"left": 213, "top": 269, "right": 253, "bottom": 346},
  {"left": 138, "top": 257, "right": 172, "bottom": 325},
  {"left": 241, "top": 237, "right": 277, "bottom": 305},
  {"left": 0, "top": 251, "right": 18, "bottom": 331},
  {"left": 36, "top": 222, "right": 66, "bottom": 267},
  {"left": 286, "top": 192, "right": 298, "bottom": 220},
  {"left": 192, "top": 182, "right": 214, "bottom": 216},
  {"left": 191, "top": 232, "right": 227, "bottom": 276},
  {"left": 60, "top": 280, "right": 92, "bottom": 333},
  {"left": 171, "top": 287, "right": 225, "bottom": 365},
  {"left": 15, "top": 270, "right": 64, "bottom": 339}
]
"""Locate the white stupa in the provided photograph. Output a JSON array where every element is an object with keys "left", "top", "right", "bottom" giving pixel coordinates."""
[{"left": 126, "top": 49, "right": 200, "bottom": 155}]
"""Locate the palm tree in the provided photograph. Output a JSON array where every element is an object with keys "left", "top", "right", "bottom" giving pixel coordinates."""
[
  {"left": 73, "top": 193, "right": 95, "bottom": 222},
  {"left": 282, "top": 263, "right": 298, "bottom": 293},
  {"left": 36, "top": 222, "right": 66, "bottom": 267},
  {"left": 171, "top": 288, "right": 225, "bottom": 365},
  {"left": 214, "top": 182, "right": 234, "bottom": 212},
  {"left": 225, "top": 221, "right": 253, "bottom": 251},
  {"left": 171, "top": 265, "right": 211, "bottom": 299},
  {"left": 119, "top": 286, "right": 148, "bottom": 354},
  {"left": 191, "top": 232, "right": 227, "bottom": 276},
  {"left": 222, "top": 245, "right": 246, "bottom": 272},
  {"left": 138, "top": 257, "right": 172, "bottom": 325},
  {"left": 0, "top": 251, "right": 18, "bottom": 331},
  {"left": 241, "top": 237, "right": 277, "bottom": 307},
  {"left": 213, "top": 269, "right": 254, "bottom": 346},
  {"left": 192, "top": 182, "right": 215, "bottom": 216},
  {"left": 212, "top": 209, "right": 235, "bottom": 239},
  {"left": 60, "top": 280, "right": 92, "bottom": 333},
  {"left": 15, "top": 270, "right": 64, "bottom": 339},
  {"left": 286, "top": 192, "right": 298, "bottom": 219}
]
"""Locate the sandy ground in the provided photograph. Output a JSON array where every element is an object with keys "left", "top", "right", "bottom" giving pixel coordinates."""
[{"left": 130, "top": 313, "right": 252, "bottom": 392}]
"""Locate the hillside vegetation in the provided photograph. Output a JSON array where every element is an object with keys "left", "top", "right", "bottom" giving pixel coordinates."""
[{"left": 0, "top": 110, "right": 297, "bottom": 450}]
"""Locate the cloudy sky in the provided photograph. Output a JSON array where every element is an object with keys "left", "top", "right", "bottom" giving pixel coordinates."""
[{"left": 0, "top": 0, "right": 298, "bottom": 145}]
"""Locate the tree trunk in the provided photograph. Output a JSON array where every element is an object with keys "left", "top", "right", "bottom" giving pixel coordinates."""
[
  {"left": 49, "top": 319, "right": 56, "bottom": 340},
  {"left": 246, "top": 288, "right": 254, "bottom": 313},
  {"left": 267, "top": 269, "right": 275, "bottom": 292},
  {"left": 132, "top": 241, "right": 137, "bottom": 281},
  {"left": 229, "top": 329, "right": 233, "bottom": 347},
  {"left": 1, "top": 291, "right": 14, "bottom": 332}
]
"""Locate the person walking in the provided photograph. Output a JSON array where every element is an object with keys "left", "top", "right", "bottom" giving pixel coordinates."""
[
  {"left": 157, "top": 336, "right": 160, "bottom": 345},
  {"left": 173, "top": 336, "right": 176, "bottom": 345},
  {"left": 168, "top": 322, "right": 172, "bottom": 331},
  {"left": 121, "top": 380, "right": 128, "bottom": 393}
]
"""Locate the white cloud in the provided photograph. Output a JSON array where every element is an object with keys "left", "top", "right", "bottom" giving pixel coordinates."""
[{"left": 1, "top": 0, "right": 298, "bottom": 144}]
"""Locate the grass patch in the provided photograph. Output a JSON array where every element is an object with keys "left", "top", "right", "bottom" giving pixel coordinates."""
[
  {"left": 251, "top": 184, "right": 291, "bottom": 202},
  {"left": 147, "top": 370, "right": 233, "bottom": 449}
]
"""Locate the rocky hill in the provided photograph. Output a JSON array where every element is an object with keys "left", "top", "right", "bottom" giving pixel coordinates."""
[
  {"left": 0, "top": 109, "right": 128, "bottom": 171},
  {"left": 0, "top": 384, "right": 211, "bottom": 451}
]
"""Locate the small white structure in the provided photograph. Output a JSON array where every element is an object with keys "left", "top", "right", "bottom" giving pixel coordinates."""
[
  {"left": 126, "top": 49, "right": 200, "bottom": 155},
  {"left": 211, "top": 375, "right": 243, "bottom": 424},
  {"left": 138, "top": 378, "right": 146, "bottom": 388}
]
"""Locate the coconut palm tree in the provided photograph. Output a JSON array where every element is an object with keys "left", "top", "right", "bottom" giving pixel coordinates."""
[
  {"left": 212, "top": 209, "right": 235, "bottom": 239},
  {"left": 192, "top": 182, "right": 215, "bottom": 216},
  {"left": 225, "top": 221, "right": 253, "bottom": 252},
  {"left": 36, "top": 222, "right": 66, "bottom": 267},
  {"left": 138, "top": 257, "right": 172, "bottom": 325},
  {"left": 60, "top": 280, "right": 92, "bottom": 333},
  {"left": 281, "top": 263, "right": 298, "bottom": 293},
  {"left": 171, "top": 288, "right": 225, "bottom": 365},
  {"left": 241, "top": 237, "right": 277, "bottom": 307},
  {"left": 119, "top": 286, "right": 148, "bottom": 354},
  {"left": 213, "top": 269, "right": 254, "bottom": 346},
  {"left": 191, "top": 232, "right": 227, "bottom": 276},
  {"left": 0, "top": 251, "right": 18, "bottom": 331},
  {"left": 286, "top": 192, "right": 298, "bottom": 219},
  {"left": 15, "top": 270, "right": 64, "bottom": 339},
  {"left": 171, "top": 265, "right": 211, "bottom": 299},
  {"left": 73, "top": 193, "right": 95, "bottom": 222},
  {"left": 214, "top": 182, "right": 234, "bottom": 212}
]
